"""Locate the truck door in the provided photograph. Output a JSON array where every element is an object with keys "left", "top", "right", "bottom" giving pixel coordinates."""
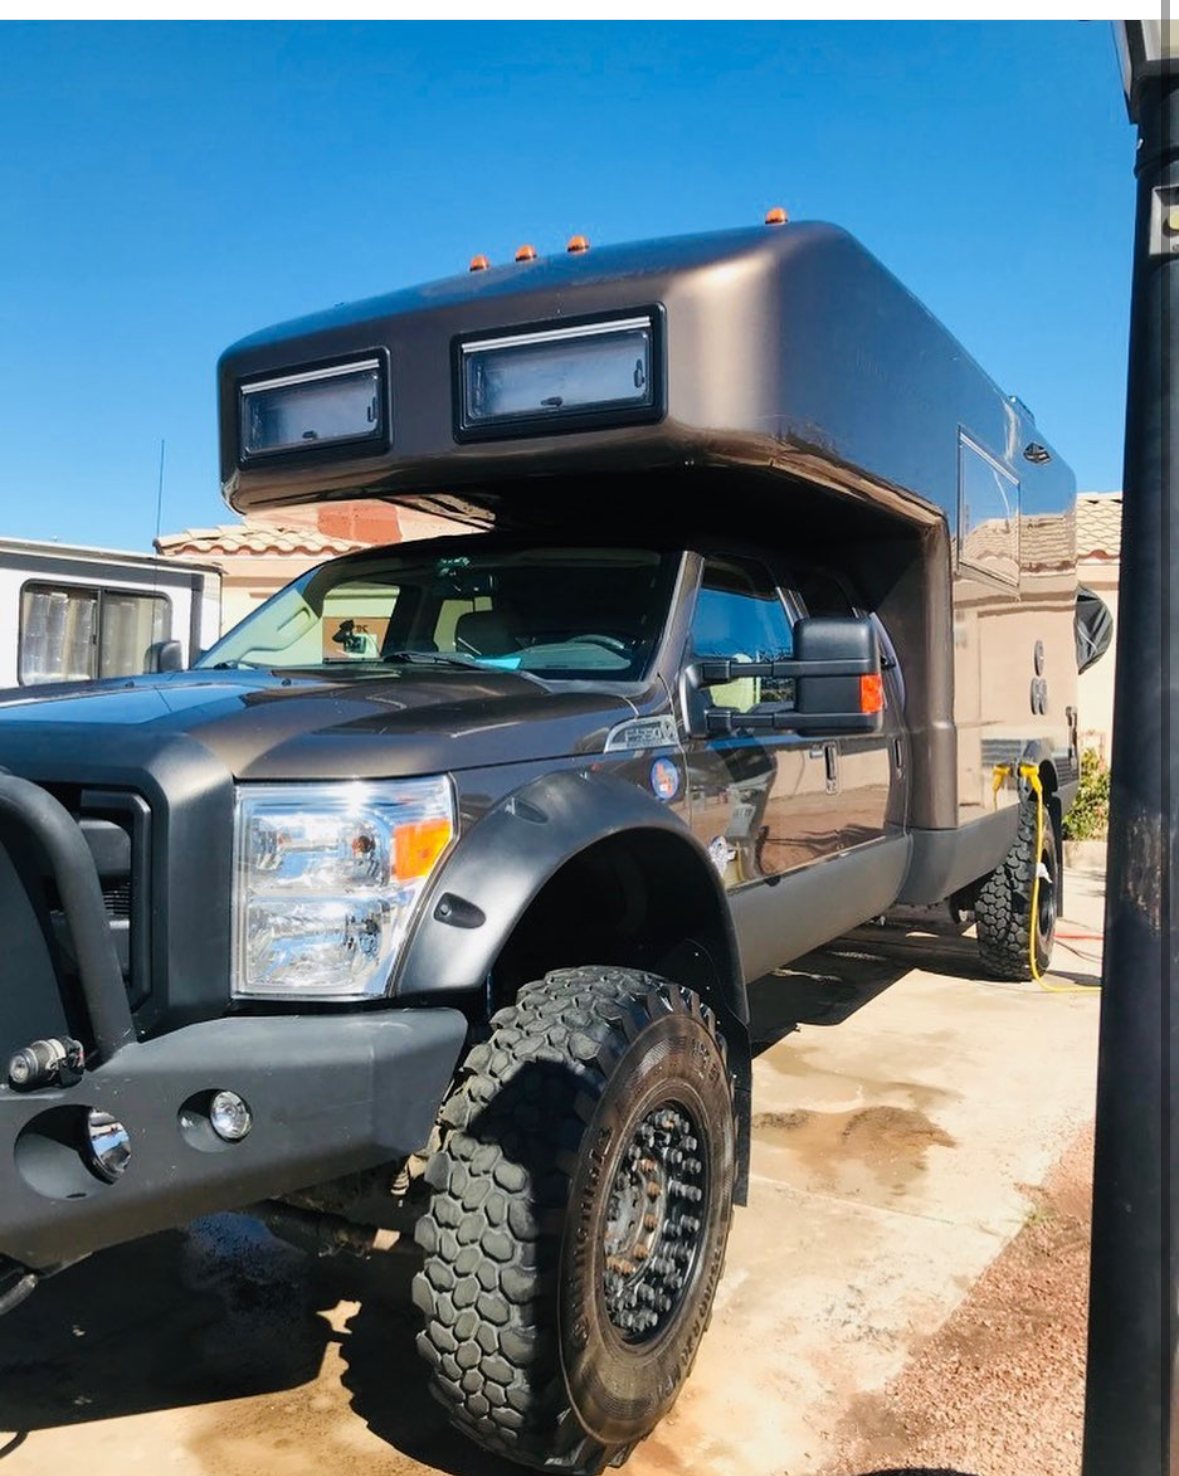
[
  {"left": 791, "top": 569, "right": 906, "bottom": 851},
  {"left": 679, "top": 555, "right": 845, "bottom": 887}
]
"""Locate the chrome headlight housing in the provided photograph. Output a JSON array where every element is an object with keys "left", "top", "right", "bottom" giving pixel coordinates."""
[{"left": 232, "top": 778, "right": 455, "bottom": 1001}]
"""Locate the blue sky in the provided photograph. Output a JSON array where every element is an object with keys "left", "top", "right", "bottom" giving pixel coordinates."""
[{"left": 0, "top": 20, "right": 1133, "bottom": 552}]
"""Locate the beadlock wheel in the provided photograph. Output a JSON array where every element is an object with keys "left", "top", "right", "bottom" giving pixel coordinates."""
[{"left": 412, "top": 966, "right": 736, "bottom": 1474}]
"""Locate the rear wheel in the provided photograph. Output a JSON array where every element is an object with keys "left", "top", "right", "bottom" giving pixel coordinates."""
[
  {"left": 976, "top": 800, "right": 1058, "bottom": 980},
  {"left": 413, "top": 966, "right": 736, "bottom": 1473}
]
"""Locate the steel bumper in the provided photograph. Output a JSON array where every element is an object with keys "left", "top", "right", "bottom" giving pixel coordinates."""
[
  {"left": 0, "top": 1009, "right": 467, "bottom": 1269},
  {"left": 0, "top": 770, "right": 466, "bottom": 1271}
]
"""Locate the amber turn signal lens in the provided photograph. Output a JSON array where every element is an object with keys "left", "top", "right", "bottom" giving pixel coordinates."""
[
  {"left": 395, "top": 817, "right": 453, "bottom": 880},
  {"left": 764, "top": 206, "right": 788, "bottom": 225},
  {"left": 469, "top": 254, "right": 490, "bottom": 272},
  {"left": 859, "top": 673, "right": 884, "bottom": 714},
  {"left": 566, "top": 235, "right": 590, "bottom": 253},
  {"left": 515, "top": 244, "right": 537, "bottom": 262}
]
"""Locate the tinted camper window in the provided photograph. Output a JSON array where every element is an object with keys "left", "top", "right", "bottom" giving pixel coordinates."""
[{"left": 959, "top": 436, "right": 1020, "bottom": 587}]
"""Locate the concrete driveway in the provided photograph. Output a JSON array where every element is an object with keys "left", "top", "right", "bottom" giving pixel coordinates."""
[{"left": 0, "top": 863, "right": 1104, "bottom": 1476}]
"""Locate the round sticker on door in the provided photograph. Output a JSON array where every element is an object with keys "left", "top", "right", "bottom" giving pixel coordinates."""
[{"left": 650, "top": 757, "right": 681, "bottom": 802}]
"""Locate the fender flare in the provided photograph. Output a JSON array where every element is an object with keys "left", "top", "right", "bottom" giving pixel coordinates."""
[{"left": 394, "top": 767, "right": 746, "bottom": 1025}]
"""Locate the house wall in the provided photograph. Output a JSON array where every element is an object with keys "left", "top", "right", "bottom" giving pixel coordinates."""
[{"left": 1075, "top": 493, "right": 1122, "bottom": 763}]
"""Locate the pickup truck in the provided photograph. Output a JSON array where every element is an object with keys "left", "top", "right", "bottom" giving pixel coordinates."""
[{"left": 0, "top": 218, "right": 1088, "bottom": 1473}]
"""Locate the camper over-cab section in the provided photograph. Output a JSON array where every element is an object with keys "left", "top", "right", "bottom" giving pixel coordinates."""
[{"left": 218, "top": 220, "right": 1080, "bottom": 868}]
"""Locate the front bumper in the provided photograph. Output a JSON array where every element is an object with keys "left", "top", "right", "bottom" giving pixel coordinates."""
[
  {"left": 0, "top": 771, "right": 466, "bottom": 1271},
  {"left": 1, "top": 1009, "right": 466, "bottom": 1269}
]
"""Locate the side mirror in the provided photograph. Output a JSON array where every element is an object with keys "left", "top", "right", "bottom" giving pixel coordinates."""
[
  {"left": 793, "top": 615, "right": 884, "bottom": 733},
  {"left": 686, "top": 615, "right": 884, "bottom": 737},
  {"left": 145, "top": 639, "right": 185, "bottom": 674}
]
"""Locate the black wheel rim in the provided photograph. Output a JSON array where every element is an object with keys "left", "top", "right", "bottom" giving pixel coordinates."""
[{"left": 601, "top": 1101, "right": 707, "bottom": 1345}]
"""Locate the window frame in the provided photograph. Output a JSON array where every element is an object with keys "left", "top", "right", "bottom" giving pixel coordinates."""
[
  {"left": 957, "top": 431, "right": 1022, "bottom": 590},
  {"left": 686, "top": 552, "right": 804, "bottom": 721}
]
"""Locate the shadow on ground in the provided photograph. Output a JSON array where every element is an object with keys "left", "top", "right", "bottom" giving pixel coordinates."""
[
  {"left": 0, "top": 1216, "right": 335, "bottom": 1430},
  {"left": 747, "top": 914, "right": 980, "bottom": 1053},
  {"left": 0, "top": 1212, "right": 520, "bottom": 1475}
]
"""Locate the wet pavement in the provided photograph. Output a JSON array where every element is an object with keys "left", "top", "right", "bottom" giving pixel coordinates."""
[{"left": 0, "top": 863, "right": 1104, "bottom": 1476}]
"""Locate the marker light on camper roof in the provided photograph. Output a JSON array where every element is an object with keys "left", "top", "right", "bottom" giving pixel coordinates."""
[
  {"left": 240, "top": 358, "right": 385, "bottom": 459},
  {"left": 458, "top": 313, "right": 660, "bottom": 439}
]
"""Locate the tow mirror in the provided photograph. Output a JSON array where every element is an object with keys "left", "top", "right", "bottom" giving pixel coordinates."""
[
  {"left": 686, "top": 615, "right": 884, "bottom": 737},
  {"left": 145, "top": 640, "right": 185, "bottom": 674}
]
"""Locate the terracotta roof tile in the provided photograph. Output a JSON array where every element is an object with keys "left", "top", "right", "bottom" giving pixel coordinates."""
[
  {"left": 156, "top": 522, "right": 367, "bottom": 558},
  {"left": 1076, "top": 492, "right": 1122, "bottom": 560}
]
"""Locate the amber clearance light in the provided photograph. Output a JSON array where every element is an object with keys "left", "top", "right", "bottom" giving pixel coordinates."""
[{"left": 860, "top": 673, "right": 885, "bottom": 714}]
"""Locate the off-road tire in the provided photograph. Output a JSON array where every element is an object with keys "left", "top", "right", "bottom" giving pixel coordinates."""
[
  {"left": 412, "top": 966, "right": 735, "bottom": 1474},
  {"left": 976, "top": 801, "right": 1058, "bottom": 981}
]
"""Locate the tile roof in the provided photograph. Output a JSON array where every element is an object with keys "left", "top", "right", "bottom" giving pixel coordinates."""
[
  {"left": 155, "top": 522, "right": 367, "bottom": 557},
  {"left": 1076, "top": 492, "right": 1123, "bottom": 560}
]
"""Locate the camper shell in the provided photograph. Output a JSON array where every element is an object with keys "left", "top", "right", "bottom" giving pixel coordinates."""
[
  {"left": 0, "top": 221, "right": 1082, "bottom": 1476},
  {"left": 219, "top": 221, "right": 1079, "bottom": 886}
]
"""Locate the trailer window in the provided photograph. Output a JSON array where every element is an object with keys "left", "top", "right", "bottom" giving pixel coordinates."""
[
  {"left": 959, "top": 436, "right": 1020, "bottom": 587},
  {"left": 100, "top": 592, "right": 172, "bottom": 678},
  {"left": 19, "top": 584, "right": 171, "bottom": 685}
]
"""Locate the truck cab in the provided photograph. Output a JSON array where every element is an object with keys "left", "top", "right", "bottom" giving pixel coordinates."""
[{"left": 0, "top": 219, "right": 1082, "bottom": 1474}]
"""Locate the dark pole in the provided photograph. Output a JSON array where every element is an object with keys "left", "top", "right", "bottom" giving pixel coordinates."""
[{"left": 1081, "top": 47, "right": 1178, "bottom": 1476}]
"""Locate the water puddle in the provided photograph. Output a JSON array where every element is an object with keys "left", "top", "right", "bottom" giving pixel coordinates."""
[{"left": 752, "top": 1104, "right": 956, "bottom": 1203}]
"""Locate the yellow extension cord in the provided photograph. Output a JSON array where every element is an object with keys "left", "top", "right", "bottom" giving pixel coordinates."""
[{"left": 991, "top": 762, "right": 1101, "bottom": 994}]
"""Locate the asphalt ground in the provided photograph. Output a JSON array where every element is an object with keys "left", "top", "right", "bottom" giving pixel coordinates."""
[{"left": 0, "top": 861, "right": 1104, "bottom": 1476}]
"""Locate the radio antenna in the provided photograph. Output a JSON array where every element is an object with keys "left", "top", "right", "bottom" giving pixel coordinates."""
[
  {"left": 151, "top": 438, "right": 166, "bottom": 598},
  {"left": 154, "top": 439, "right": 166, "bottom": 550}
]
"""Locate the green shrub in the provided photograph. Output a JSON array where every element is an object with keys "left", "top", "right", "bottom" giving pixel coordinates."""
[{"left": 1062, "top": 748, "right": 1110, "bottom": 841}]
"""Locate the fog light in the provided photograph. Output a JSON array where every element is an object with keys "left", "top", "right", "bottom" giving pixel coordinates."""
[
  {"left": 85, "top": 1109, "right": 131, "bottom": 1183},
  {"left": 210, "top": 1091, "right": 252, "bottom": 1142}
]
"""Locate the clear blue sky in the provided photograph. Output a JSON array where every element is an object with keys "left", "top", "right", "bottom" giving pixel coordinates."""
[{"left": 0, "top": 20, "right": 1134, "bottom": 552}]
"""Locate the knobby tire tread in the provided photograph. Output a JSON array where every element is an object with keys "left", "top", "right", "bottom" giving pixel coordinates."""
[{"left": 412, "top": 965, "right": 726, "bottom": 1475}]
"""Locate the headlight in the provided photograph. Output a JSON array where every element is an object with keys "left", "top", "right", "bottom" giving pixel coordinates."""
[{"left": 232, "top": 778, "right": 455, "bottom": 1000}]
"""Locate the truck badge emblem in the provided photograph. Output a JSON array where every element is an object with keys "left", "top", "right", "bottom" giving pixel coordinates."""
[{"left": 650, "top": 758, "right": 680, "bottom": 801}]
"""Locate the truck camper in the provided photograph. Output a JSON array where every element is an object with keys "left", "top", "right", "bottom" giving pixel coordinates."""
[
  {"left": 0, "top": 537, "right": 221, "bottom": 689},
  {"left": 0, "top": 218, "right": 1089, "bottom": 1473}
]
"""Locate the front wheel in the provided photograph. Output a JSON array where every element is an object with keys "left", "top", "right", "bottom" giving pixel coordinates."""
[{"left": 413, "top": 967, "right": 736, "bottom": 1474}]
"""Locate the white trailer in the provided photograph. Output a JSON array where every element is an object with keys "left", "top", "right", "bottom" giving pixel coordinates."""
[{"left": 0, "top": 538, "right": 221, "bottom": 690}]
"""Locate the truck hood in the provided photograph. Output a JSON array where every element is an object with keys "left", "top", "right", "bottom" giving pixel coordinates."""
[{"left": 0, "top": 668, "right": 642, "bottom": 780}]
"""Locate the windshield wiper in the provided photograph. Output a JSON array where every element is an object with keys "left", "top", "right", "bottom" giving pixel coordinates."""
[{"left": 381, "top": 650, "right": 487, "bottom": 669}]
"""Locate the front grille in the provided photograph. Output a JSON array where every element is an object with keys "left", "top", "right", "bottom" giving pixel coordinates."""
[
  {"left": 102, "top": 879, "right": 132, "bottom": 920},
  {"left": 37, "top": 784, "right": 152, "bottom": 1012}
]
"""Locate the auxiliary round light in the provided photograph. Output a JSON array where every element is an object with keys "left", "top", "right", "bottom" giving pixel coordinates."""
[
  {"left": 210, "top": 1091, "right": 253, "bottom": 1142},
  {"left": 85, "top": 1109, "right": 132, "bottom": 1183}
]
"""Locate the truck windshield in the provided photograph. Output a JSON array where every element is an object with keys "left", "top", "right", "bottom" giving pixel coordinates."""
[{"left": 196, "top": 543, "right": 679, "bottom": 682}]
